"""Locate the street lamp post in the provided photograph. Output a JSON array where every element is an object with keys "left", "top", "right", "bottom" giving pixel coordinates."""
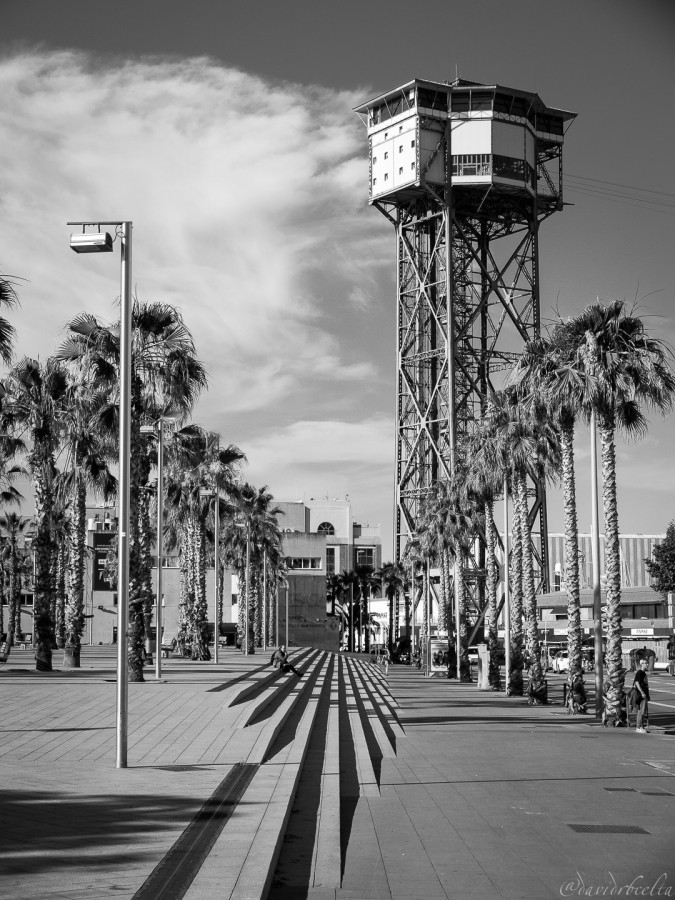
[{"left": 69, "top": 220, "right": 132, "bottom": 769}]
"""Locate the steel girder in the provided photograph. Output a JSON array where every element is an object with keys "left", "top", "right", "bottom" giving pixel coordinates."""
[{"left": 380, "top": 188, "right": 551, "bottom": 599}]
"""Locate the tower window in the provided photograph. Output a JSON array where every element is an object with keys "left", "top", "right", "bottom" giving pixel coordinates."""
[
  {"left": 373, "top": 178, "right": 377, "bottom": 185},
  {"left": 373, "top": 155, "right": 377, "bottom": 163},
  {"left": 384, "top": 132, "right": 388, "bottom": 139},
  {"left": 399, "top": 145, "right": 403, "bottom": 152},
  {"left": 399, "top": 167, "right": 403, "bottom": 175},
  {"left": 318, "top": 522, "right": 335, "bottom": 536},
  {"left": 411, "top": 140, "right": 415, "bottom": 147},
  {"left": 384, "top": 173, "right": 389, "bottom": 181},
  {"left": 410, "top": 162, "right": 415, "bottom": 169},
  {"left": 384, "top": 151, "right": 388, "bottom": 159}
]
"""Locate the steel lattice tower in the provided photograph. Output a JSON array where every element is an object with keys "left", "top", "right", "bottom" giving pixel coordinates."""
[{"left": 356, "top": 79, "right": 575, "bottom": 593}]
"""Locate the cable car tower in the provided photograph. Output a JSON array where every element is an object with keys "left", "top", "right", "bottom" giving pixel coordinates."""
[{"left": 355, "top": 78, "right": 575, "bottom": 590}]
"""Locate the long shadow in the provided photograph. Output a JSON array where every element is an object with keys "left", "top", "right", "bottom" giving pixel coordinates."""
[
  {"left": 338, "top": 656, "right": 360, "bottom": 883},
  {"left": 1, "top": 766, "right": 256, "bottom": 894},
  {"left": 267, "top": 656, "right": 334, "bottom": 900},
  {"left": 345, "top": 662, "right": 382, "bottom": 786}
]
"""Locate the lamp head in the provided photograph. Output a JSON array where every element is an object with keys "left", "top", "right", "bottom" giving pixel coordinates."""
[{"left": 70, "top": 232, "right": 113, "bottom": 253}]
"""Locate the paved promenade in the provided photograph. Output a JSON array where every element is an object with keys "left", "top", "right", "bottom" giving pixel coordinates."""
[{"left": 1, "top": 646, "right": 674, "bottom": 900}]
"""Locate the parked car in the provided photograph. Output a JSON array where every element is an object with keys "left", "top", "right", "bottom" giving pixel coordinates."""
[
  {"left": 553, "top": 650, "right": 570, "bottom": 673},
  {"left": 542, "top": 644, "right": 566, "bottom": 671},
  {"left": 468, "top": 646, "right": 479, "bottom": 665}
]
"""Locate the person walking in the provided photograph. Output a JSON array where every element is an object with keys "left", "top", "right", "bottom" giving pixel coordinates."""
[
  {"left": 382, "top": 647, "right": 390, "bottom": 676},
  {"left": 271, "top": 644, "right": 303, "bottom": 677},
  {"left": 633, "top": 657, "right": 650, "bottom": 733}
]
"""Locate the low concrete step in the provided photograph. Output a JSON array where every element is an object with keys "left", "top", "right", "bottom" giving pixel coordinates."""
[
  {"left": 341, "top": 656, "right": 380, "bottom": 797},
  {"left": 237, "top": 648, "right": 322, "bottom": 729},
  {"left": 351, "top": 657, "right": 406, "bottom": 741},
  {"left": 310, "top": 653, "right": 341, "bottom": 893},
  {"left": 244, "top": 651, "right": 328, "bottom": 765},
  {"left": 216, "top": 647, "right": 315, "bottom": 708},
  {"left": 347, "top": 659, "right": 397, "bottom": 758},
  {"left": 182, "top": 654, "right": 332, "bottom": 900}
]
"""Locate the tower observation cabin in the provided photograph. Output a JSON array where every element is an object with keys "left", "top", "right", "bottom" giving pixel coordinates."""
[
  {"left": 355, "top": 77, "right": 575, "bottom": 597},
  {"left": 356, "top": 78, "right": 574, "bottom": 214}
]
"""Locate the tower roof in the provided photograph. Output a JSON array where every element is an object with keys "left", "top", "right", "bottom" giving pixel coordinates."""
[{"left": 354, "top": 77, "right": 576, "bottom": 124}]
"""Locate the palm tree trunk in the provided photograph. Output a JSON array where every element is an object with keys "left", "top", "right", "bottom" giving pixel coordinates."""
[
  {"left": 8, "top": 542, "right": 19, "bottom": 646},
  {"left": 438, "top": 551, "right": 447, "bottom": 634},
  {"left": 33, "top": 464, "right": 55, "bottom": 672},
  {"left": 127, "top": 398, "right": 146, "bottom": 683},
  {"left": 191, "top": 517, "right": 210, "bottom": 660},
  {"left": 561, "top": 419, "right": 583, "bottom": 696},
  {"left": 520, "top": 473, "right": 544, "bottom": 687},
  {"left": 64, "top": 476, "right": 86, "bottom": 668},
  {"left": 55, "top": 538, "right": 67, "bottom": 649},
  {"left": 237, "top": 563, "right": 246, "bottom": 648},
  {"left": 508, "top": 472, "right": 524, "bottom": 696},
  {"left": 252, "top": 567, "right": 262, "bottom": 648},
  {"left": 178, "top": 549, "right": 189, "bottom": 653},
  {"left": 599, "top": 411, "right": 624, "bottom": 708},
  {"left": 485, "top": 500, "right": 501, "bottom": 690},
  {"left": 457, "top": 554, "right": 471, "bottom": 681}
]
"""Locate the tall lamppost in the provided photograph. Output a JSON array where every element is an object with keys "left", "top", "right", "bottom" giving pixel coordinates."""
[
  {"left": 200, "top": 488, "right": 221, "bottom": 664},
  {"left": 69, "top": 220, "right": 132, "bottom": 769}
]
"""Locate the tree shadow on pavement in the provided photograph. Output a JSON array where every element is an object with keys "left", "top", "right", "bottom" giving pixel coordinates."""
[{"left": 0, "top": 783, "right": 253, "bottom": 881}]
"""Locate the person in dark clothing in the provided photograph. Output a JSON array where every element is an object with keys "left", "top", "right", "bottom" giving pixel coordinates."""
[
  {"left": 633, "top": 658, "right": 650, "bottom": 733},
  {"left": 271, "top": 644, "right": 302, "bottom": 677}
]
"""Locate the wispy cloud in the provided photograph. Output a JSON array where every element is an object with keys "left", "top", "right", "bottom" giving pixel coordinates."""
[
  {"left": 243, "top": 416, "right": 393, "bottom": 525},
  {"left": 0, "top": 50, "right": 387, "bottom": 416}
]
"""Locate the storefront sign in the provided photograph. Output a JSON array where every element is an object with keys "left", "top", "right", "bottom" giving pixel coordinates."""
[{"left": 631, "top": 627, "right": 654, "bottom": 636}]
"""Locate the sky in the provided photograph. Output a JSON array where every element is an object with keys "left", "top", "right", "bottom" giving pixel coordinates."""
[{"left": 1, "top": 0, "right": 674, "bottom": 559}]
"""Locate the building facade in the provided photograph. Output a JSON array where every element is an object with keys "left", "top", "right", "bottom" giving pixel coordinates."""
[{"left": 272, "top": 498, "right": 383, "bottom": 650}]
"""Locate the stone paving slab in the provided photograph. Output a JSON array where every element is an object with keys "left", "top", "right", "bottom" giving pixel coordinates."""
[
  {"left": 334, "top": 669, "right": 675, "bottom": 900},
  {"left": 0, "top": 645, "right": 307, "bottom": 900},
  {"left": 3, "top": 650, "right": 675, "bottom": 900}
]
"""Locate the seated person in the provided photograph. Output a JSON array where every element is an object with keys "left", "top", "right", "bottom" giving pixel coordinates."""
[{"left": 271, "top": 644, "right": 302, "bottom": 677}]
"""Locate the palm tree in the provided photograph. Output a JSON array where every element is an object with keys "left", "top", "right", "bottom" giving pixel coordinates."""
[
  {"left": 58, "top": 301, "right": 207, "bottom": 681},
  {"left": 467, "top": 416, "right": 512, "bottom": 691},
  {"left": 375, "top": 561, "right": 407, "bottom": 653},
  {"left": 513, "top": 334, "right": 592, "bottom": 701},
  {"left": 223, "top": 481, "right": 279, "bottom": 653},
  {"left": 493, "top": 388, "right": 560, "bottom": 697},
  {"left": 353, "top": 563, "right": 378, "bottom": 652},
  {"left": 0, "top": 358, "right": 70, "bottom": 670},
  {"left": 164, "top": 427, "right": 244, "bottom": 659},
  {"left": 55, "top": 383, "right": 116, "bottom": 667},
  {"left": 338, "top": 569, "right": 358, "bottom": 651},
  {"left": 556, "top": 300, "right": 675, "bottom": 711},
  {"left": 0, "top": 273, "right": 19, "bottom": 366},
  {"left": 0, "top": 512, "right": 31, "bottom": 646}
]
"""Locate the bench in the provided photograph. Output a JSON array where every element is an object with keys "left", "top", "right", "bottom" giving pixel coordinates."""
[
  {"left": 0, "top": 641, "right": 9, "bottom": 666},
  {"left": 160, "top": 637, "right": 177, "bottom": 658}
]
